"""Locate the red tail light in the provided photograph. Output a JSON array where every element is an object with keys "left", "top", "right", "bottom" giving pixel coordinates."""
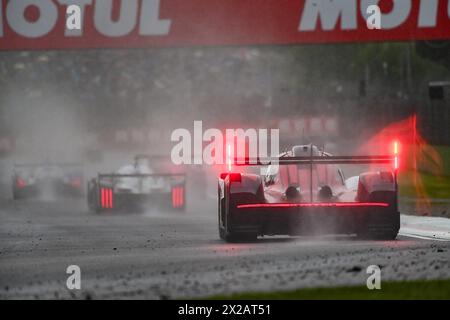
[
  {"left": 220, "top": 173, "right": 241, "bottom": 182},
  {"left": 172, "top": 186, "right": 185, "bottom": 208},
  {"left": 172, "top": 187, "right": 177, "bottom": 208},
  {"left": 101, "top": 188, "right": 113, "bottom": 209},
  {"left": 16, "top": 177, "right": 26, "bottom": 188},
  {"left": 108, "top": 188, "right": 113, "bottom": 208},
  {"left": 70, "top": 177, "right": 82, "bottom": 188},
  {"left": 101, "top": 188, "right": 106, "bottom": 208}
]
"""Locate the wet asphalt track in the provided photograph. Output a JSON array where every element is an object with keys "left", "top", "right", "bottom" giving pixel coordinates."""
[{"left": 0, "top": 194, "right": 449, "bottom": 300}]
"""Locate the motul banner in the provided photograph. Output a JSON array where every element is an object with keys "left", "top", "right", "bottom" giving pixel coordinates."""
[{"left": 1, "top": 0, "right": 449, "bottom": 50}]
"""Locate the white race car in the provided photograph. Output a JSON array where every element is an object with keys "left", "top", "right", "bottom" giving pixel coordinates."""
[
  {"left": 87, "top": 155, "right": 186, "bottom": 212},
  {"left": 218, "top": 144, "right": 400, "bottom": 242},
  {"left": 12, "top": 163, "right": 84, "bottom": 199}
]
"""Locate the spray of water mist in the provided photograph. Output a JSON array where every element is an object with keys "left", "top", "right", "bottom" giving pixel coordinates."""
[{"left": 358, "top": 114, "right": 443, "bottom": 213}]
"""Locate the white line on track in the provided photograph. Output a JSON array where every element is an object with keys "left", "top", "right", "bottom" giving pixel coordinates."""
[{"left": 399, "top": 214, "right": 450, "bottom": 241}]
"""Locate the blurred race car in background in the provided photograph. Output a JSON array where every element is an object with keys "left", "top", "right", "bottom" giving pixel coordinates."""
[
  {"left": 218, "top": 144, "right": 400, "bottom": 242},
  {"left": 87, "top": 155, "right": 186, "bottom": 213},
  {"left": 12, "top": 163, "right": 84, "bottom": 199}
]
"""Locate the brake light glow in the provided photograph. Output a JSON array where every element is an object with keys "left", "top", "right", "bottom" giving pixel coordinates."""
[
  {"left": 101, "top": 188, "right": 106, "bottom": 208},
  {"left": 172, "top": 187, "right": 178, "bottom": 208},
  {"left": 101, "top": 188, "right": 113, "bottom": 209},
  {"left": 70, "top": 177, "right": 82, "bottom": 188},
  {"left": 109, "top": 188, "right": 113, "bottom": 208},
  {"left": 237, "top": 202, "right": 389, "bottom": 209},
  {"left": 227, "top": 144, "right": 232, "bottom": 171},
  {"left": 16, "top": 177, "right": 26, "bottom": 188},
  {"left": 220, "top": 172, "right": 241, "bottom": 182},
  {"left": 393, "top": 140, "right": 399, "bottom": 170},
  {"left": 172, "top": 186, "right": 184, "bottom": 208}
]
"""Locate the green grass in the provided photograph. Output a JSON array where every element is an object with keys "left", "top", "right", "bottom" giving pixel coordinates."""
[
  {"left": 209, "top": 279, "right": 450, "bottom": 300},
  {"left": 435, "top": 145, "right": 450, "bottom": 175},
  {"left": 398, "top": 145, "right": 450, "bottom": 200},
  {"left": 399, "top": 171, "right": 450, "bottom": 199}
]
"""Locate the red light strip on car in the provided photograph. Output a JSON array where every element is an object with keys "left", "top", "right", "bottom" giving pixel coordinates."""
[
  {"left": 172, "top": 188, "right": 177, "bottom": 207},
  {"left": 101, "top": 188, "right": 106, "bottom": 208},
  {"left": 172, "top": 187, "right": 185, "bottom": 208},
  {"left": 172, "top": 187, "right": 179, "bottom": 208},
  {"left": 70, "top": 177, "right": 82, "bottom": 188},
  {"left": 179, "top": 187, "right": 184, "bottom": 207},
  {"left": 16, "top": 178, "right": 26, "bottom": 188},
  {"left": 108, "top": 188, "right": 113, "bottom": 209},
  {"left": 237, "top": 202, "right": 389, "bottom": 209},
  {"left": 101, "top": 188, "right": 113, "bottom": 209}
]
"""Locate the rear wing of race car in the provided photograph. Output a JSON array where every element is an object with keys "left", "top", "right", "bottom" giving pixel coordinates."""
[
  {"left": 12, "top": 163, "right": 85, "bottom": 192},
  {"left": 97, "top": 173, "right": 186, "bottom": 179},
  {"left": 13, "top": 163, "right": 84, "bottom": 169},
  {"left": 231, "top": 155, "right": 396, "bottom": 166},
  {"left": 231, "top": 142, "right": 399, "bottom": 168},
  {"left": 224, "top": 149, "right": 399, "bottom": 203},
  {"left": 96, "top": 172, "right": 186, "bottom": 188},
  {"left": 12, "top": 163, "right": 85, "bottom": 179},
  {"left": 13, "top": 163, "right": 84, "bottom": 176}
]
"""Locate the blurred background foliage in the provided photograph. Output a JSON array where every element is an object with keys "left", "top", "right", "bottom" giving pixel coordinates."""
[{"left": 0, "top": 41, "right": 448, "bottom": 140}]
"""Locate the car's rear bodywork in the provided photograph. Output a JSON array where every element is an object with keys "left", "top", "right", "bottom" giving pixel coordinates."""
[
  {"left": 218, "top": 144, "right": 400, "bottom": 242},
  {"left": 12, "top": 163, "right": 84, "bottom": 199},
  {"left": 87, "top": 172, "right": 186, "bottom": 213}
]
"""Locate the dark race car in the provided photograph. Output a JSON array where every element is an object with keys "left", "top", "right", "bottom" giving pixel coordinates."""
[
  {"left": 12, "top": 163, "right": 84, "bottom": 199},
  {"left": 87, "top": 155, "right": 186, "bottom": 213},
  {"left": 218, "top": 144, "right": 400, "bottom": 242}
]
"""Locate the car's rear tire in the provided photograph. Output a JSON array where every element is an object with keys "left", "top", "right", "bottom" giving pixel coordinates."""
[
  {"left": 356, "top": 207, "right": 400, "bottom": 241},
  {"left": 218, "top": 190, "right": 245, "bottom": 242},
  {"left": 218, "top": 176, "right": 262, "bottom": 243},
  {"left": 219, "top": 226, "right": 257, "bottom": 242},
  {"left": 218, "top": 190, "right": 227, "bottom": 240},
  {"left": 356, "top": 221, "right": 399, "bottom": 240},
  {"left": 87, "top": 181, "right": 101, "bottom": 213},
  {"left": 218, "top": 197, "right": 257, "bottom": 242},
  {"left": 228, "top": 232, "right": 257, "bottom": 242}
]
